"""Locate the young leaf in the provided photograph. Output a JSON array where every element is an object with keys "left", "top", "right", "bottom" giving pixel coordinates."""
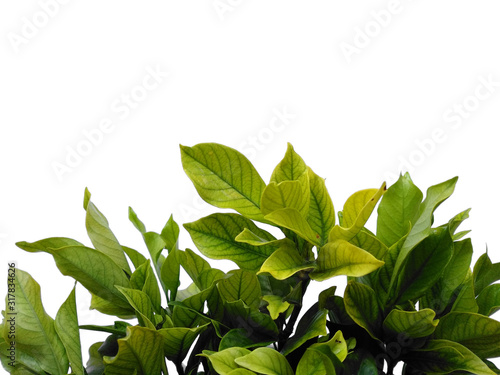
[
  {"left": 2, "top": 269, "right": 69, "bottom": 375},
  {"left": 264, "top": 208, "right": 321, "bottom": 247},
  {"left": 122, "top": 245, "right": 147, "bottom": 270},
  {"left": 235, "top": 347, "right": 294, "bottom": 375},
  {"left": 128, "top": 206, "right": 146, "bottom": 234},
  {"left": 184, "top": 213, "right": 277, "bottom": 271},
  {"left": 382, "top": 308, "right": 438, "bottom": 340},
  {"left": 201, "top": 347, "right": 251, "bottom": 374},
  {"left": 103, "top": 326, "right": 164, "bottom": 375},
  {"left": 258, "top": 241, "right": 315, "bottom": 280},
  {"left": 84, "top": 188, "right": 132, "bottom": 275},
  {"left": 405, "top": 339, "right": 496, "bottom": 375},
  {"left": 262, "top": 295, "right": 290, "bottom": 320},
  {"left": 55, "top": 285, "right": 84, "bottom": 375},
  {"left": 281, "top": 303, "right": 328, "bottom": 356},
  {"left": 180, "top": 143, "right": 267, "bottom": 222},
  {"left": 344, "top": 281, "right": 381, "bottom": 340},
  {"left": 307, "top": 167, "right": 335, "bottom": 246},
  {"left": 161, "top": 247, "right": 181, "bottom": 301},
  {"left": 477, "top": 284, "right": 500, "bottom": 316},
  {"left": 235, "top": 228, "right": 281, "bottom": 246},
  {"left": 328, "top": 182, "right": 386, "bottom": 243},
  {"left": 389, "top": 176, "right": 458, "bottom": 291},
  {"left": 310, "top": 240, "right": 384, "bottom": 281},
  {"left": 218, "top": 270, "right": 262, "bottom": 310},
  {"left": 433, "top": 312, "right": 500, "bottom": 358},
  {"left": 161, "top": 214, "right": 180, "bottom": 251},
  {"left": 261, "top": 180, "right": 309, "bottom": 218},
  {"left": 376, "top": 173, "right": 423, "bottom": 247}
]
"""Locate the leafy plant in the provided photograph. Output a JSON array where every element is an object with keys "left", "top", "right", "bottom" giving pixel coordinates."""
[{"left": 2, "top": 142, "right": 500, "bottom": 374}]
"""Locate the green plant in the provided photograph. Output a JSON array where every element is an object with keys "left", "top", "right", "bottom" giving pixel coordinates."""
[{"left": 2, "top": 142, "right": 500, "bottom": 374}]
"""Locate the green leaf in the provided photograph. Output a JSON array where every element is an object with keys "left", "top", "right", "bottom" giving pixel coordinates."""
[
  {"left": 159, "top": 324, "right": 208, "bottom": 363},
  {"left": 406, "top": 339, "right": 496, "bottom": 375},
  {"left": 258, "top": 240, "right": 315, "bottom": 280},
  {"left": 1, "top": 269, "right": 68, "bottom": 375},
  {"left": 15, "top": 237, "right": 84, "bottom": 253},
  {"left": 235, "top": 228, "right": 280, "bottom": 246},
  {"left": 344, "top": 281, "right": 381, "bottom": 340},
  {"left": 392, "top": 227, "right": 453, "bottom": 305},
  {"left": 281, "top": 303, "right": 328, "bottom": 356},
  {"left": 122, "top": 246, "right": 147, "bottom": 270},
  {"left": 47, "top": 246, "right": 133, "bottom": 313},
  {"left": 141, "top": 261, "right": 162, "bottom": 313},
  {"left": 84, "top": 188, "right": 132, "bottom": 275},
  {"left": 85, "top": 342, "right": 105, "bottom": 375},
  {"left": 451, "top": 269, "right": 479, "bottom": 313},
  {"left": 219, "top": 329, "right": 274, "bottom": 351},
  {"left": 89, "top": 293, "right": 136, "bottom": 318},
  {"left": 235, "top": 347, "right": 294, "bottom": 375},
  {"left": 474, "top": 252, "right": 500, "bottom": 296},
  {"left": 477, "top": 284, "right": 500, "bottom": 316},
  {"left": 349, "top": 229, "right": 388, "bottom": 261},
  {"left": 161, "top": 247, "right": 181, "bottom": 301},
  {"left": 55, "top": 285, "right": 84, "bottom": 375},
  {"left": 128, "top": 206, "right": 146, "bottom": 234},
  {"left": 223, "top": 300, "right": 279, "bottom": 341},
  {"left": 420, "top": 238, "right": 473, "bottom": 313},
  {"left": 307, "top": 167, "right": 336, "bottom": 247},
  {"left": 376, "top": 173, "right": 423, "bottom": 247},
  {"left": 434, "top": 312, "right": 500, "bottom": 358},
  {"left": 103, "top": 326, "right": 164, "bottom": 375},
  {"left": 179, "top": 248, "right": 212, "bottom": 288},
  {"left": 329, "top": 183, "right": 386, "bottom": 242},
  {"left": 180, "top": 143, "right": 267, "bottom": 221},
  {"left": 184, "top": 213, "right": 276, "bottom": 271},
  {"left": 382, "top": 308, "right": 438, "bottom": 340},
  {"left": 264, "top": 208, "right": 321, "bottom": 246},
  {"left": 311, "top": 329, "right": 349, "bottom": 362},
  {"left": 201, "top": 347, "right": 251, "bottom": 374},
  {"left": 261, "top": 180, "right": 309, "bottom": 218},
  {"left": 161, "top": 214, "right": 180, "bottom": 251},
  {"left": 296, "top": 348, "right": 336, "bottom": 375},
  {"left": 310, "top": 240, "right": 384, "bottom": 281},
  {"left": 389, "top": 176, "right": 458, "bottom": 292},
  {"left": 271, "top": 143, "right": 308, "bottom": 184},
  {"left": 218, "top": 270, "right": 262, "bottom": 309},
  {"left": 262, "top": 295, "right": 290, "bottom": 319},
  {"left": 115, "top": 286, "right": 155, "bottom": 328},
  {"left": 227, "top": 369, "right": 257, "bottom": 375}
]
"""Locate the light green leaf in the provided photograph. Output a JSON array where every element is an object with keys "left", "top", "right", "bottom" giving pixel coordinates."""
[
  {"left": 262, "top": 295, "right": 290, "bottom": 320},
  {"left": 434, "top": 312, "right": 500, "bottom": 358},
  {"left": 184, "top": 213, "right": 276, "bottom": 271},
  {"left": 159, "top": 324, "right": 208, "bottom": 363},
  {"left": 310, "top": 240, "right": 384, "bottom": 281},
  {"left": 122, "top": 246, "right": 147, "bottom": 270},
  {"left": 382, "top": 308, "right": 438, "bottom": 340},
  {"left": 258, "top": 241, "right": 315, "bottom": 280},
  {"left": 218, "top": 270, "right": 261, "bottom": 309},
  {"left": 141, "top": 261, "right": 162, "bottom": 313},
  {"left": 329, "top": 183, "right": 386, "bottom": 242},
  {"left": 477, "top": 284, "right": 500, "bottom": 316},
  {"left": 261, "top": 181, "right": 308, "bottom": 218},
  {"left": 349, "top": 229, "right": 388, "bottom": 261},
  {"left": 311, "top": 330, "right": 349, "bottom": 362},
  {"left": 15, "top": 237, "right": 84, "bottom": 253},
  {"left": 227, "top": 369, "right": 257, "bottom": 375},
  {"left": 392, "top": 227, "right": 453, "bottom": 305},
  {"left": 1, "top": 269, "right": 68, "bottom": 375},
  {"left": 47, "top": 246, "right": 133, "bottom": 312},
  {"left": 389, "top": 176, "right": 458, "bottom": 292},
  {"left": 55, "top": 286, "right": 84, "bottom": 375},
  {"left": 161, "top": 247, "right": 181, "bottom": 301},
  {"left": 235, "top": 228, "right": 279, "bottom": 246},
  {"left": 89, "top": 293, "right": 136, "bottom": 318},
  {"left": 179, "top": 248, "right": 212, "bottom": 289},
  {"left": 115, "top": 286, "right": 155, "bottom": 328},
  {"left": 103, "top": 326, "right": 164, "bottom": 375},
  {"left": 344, "top": 281, "right": 381, "bottom": 340},
  {"left": 219, "top": 329, "right": 274, "bottom": 351},
  {"left": 142, "top": 231, "right": 166, "bottom": 265},
  {"left": 406, "top": 339, "right": 496, "bottom": 375},
  {"left": 264, "top": 208, "right": 321, "bottom": 247},
  {"left": 376, "top": 173, "right": 423, "bottom": 247},
  {"left": 282, "top": 303, "right": 328, "bottom": 356},
  {"left": 201, "top": 347, "right": 251, "bottom": 374},
  {"left": 307, "top": 167, "right": 336, "bottom": 248},
  {"left": 84, "top": 188, "right": 131, "bottom": 275},
  {"left": 128, "top": 206, "right": 146, "bottom": 234},
  {"left": 160, "top": 214, "right": 180, "bottom": 251},
  {"left": 296, "top": 348, "right": 336, "bottom": 375},
  {"left": 180, "top": 143, "right": 267, "bottom": 221},
  {"left": 270, "top": 143, "right": 308, "bottom": 184},
  {"left": 235, "top": 347, "right": 294, "bottom": 375}
]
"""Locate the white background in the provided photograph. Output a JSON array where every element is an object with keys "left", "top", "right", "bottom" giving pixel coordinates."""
[{"left": 1, "top": 1, "right": 500, "bottom": 373}]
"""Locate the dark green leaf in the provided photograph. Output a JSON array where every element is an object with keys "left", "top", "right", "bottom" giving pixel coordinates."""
[
  {"left": 477, "top": 284, "right": 500, "bottom": 316},
  {"left": 344, "top": 281, "right": 381, "bottom": 340}
]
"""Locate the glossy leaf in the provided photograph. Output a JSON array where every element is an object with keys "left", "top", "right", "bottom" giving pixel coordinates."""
[
  {"left": 235, "top": 347, "right": 294, "bottom": 375},
  {"left": 180, "top": 143, "right": 267, "bottom": 221},
  {"left": 55, "top": 286, "right": 84, "bottom": 375},
  {"left": 307, "top": 167, "right": 336, "bottom": 246},
  {"left": 376, "top": 173, "right": 423, "bottom": 247},
  {"left": 184, "top": 213, "right": 276, "bottom": 271},
  {"left": 310, "top": 240, "right": 384, "bottom": 281},
  {"left": 383, "top": 308, "right": 438, "bottom": 340},
  {"left": 2, "top": 269, "right": 68, "bottom": 375},
  {"left": 434, "top": 312, "right": 500, "bottom": 358}
]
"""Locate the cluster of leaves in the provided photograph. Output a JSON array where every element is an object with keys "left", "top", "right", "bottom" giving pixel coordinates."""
[{"left": 1, "top": 142, "right": 500, "bottom": 375}]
